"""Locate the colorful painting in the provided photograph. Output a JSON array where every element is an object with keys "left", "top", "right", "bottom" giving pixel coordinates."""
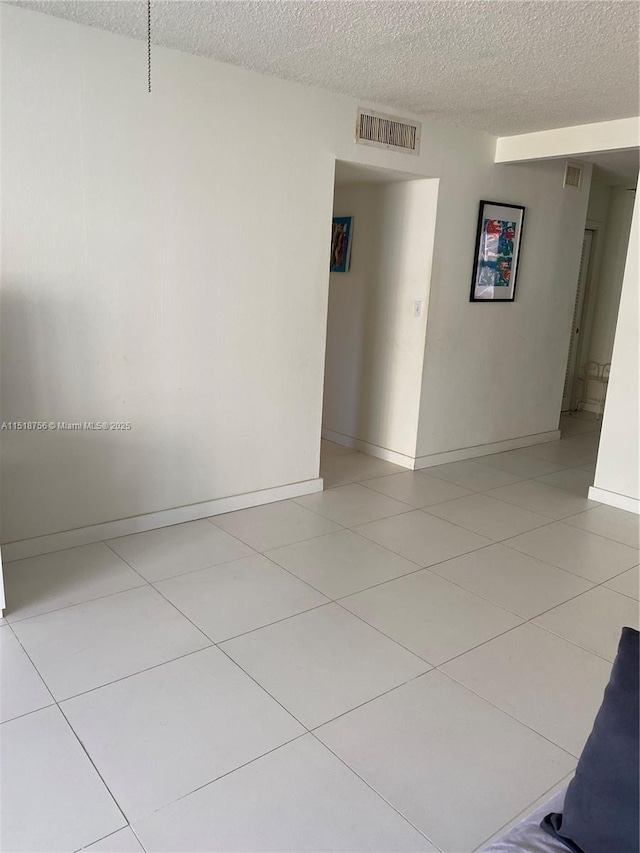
[
  {"left": 330, "top": 216, "right": 353, "bottom": 273},
  {"left": 470, "top": 202, "right": 525, "bottom": 302}
]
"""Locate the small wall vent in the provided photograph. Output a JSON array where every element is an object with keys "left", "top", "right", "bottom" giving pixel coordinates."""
[
  {"left": 564, "top": 162, "right": 584, "bottom": 189},
  {"left": 356, "top": 109, "right": 421, "bottom": 155}
]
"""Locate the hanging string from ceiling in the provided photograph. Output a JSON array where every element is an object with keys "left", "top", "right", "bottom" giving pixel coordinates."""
[{"left": 147, "top": 0, "right": 152, "bottom": 93}]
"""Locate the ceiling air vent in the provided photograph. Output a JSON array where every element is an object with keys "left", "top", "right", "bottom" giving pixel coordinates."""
[
  {"left": 356, "top": 109, "right": 421, "bottom": 155},
  {"left": 564, "top": 162, "right": 584, "bottom": 189}
]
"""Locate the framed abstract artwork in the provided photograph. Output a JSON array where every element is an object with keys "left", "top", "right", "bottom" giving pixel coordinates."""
[
  {"left": 330, "top": 216, "right": 353, "bottom": 273},
  {"left": 470, "top": 201, "right": 525, "bottom": 302}
]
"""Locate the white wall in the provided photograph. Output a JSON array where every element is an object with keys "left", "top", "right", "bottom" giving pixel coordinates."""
[
  {"left": 1, "top": 5, "right": 337, "bottom": 543},
  {"left": 416, "top": 158, "right": 593, "bottom": 462},
  {"left": 322, "top": 179, "right": 437, "bottom": 461},
  {"left": 591, "top": 185, "right": 640, "bottom": 513},
  {"left": 585, "top": 187, "right": 636, "bottom": 365},
  {"left": 495, "top": 117, "right": 640, "bottom": 163},
  {"left": 1, "top": 5, "right": 601, "bottom": 546}
]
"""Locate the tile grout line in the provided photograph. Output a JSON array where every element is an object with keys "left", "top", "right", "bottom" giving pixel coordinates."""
[
  {"left": 307, "top": 728, "right": 445, "bottom": 853},
  {"left": 470, "top": 770, "right": 577, "bottom": 852},
  {"left": 8, "top": 558, "right": 326, "bottom": 846},
  {"left": 7, "top": 579, "right": 150, "bottom": 627},
  {"left": 499, "top": 530, "right": 639, "bottom": 582},
  {"left": 560, "top": 515, "right": 640, "bottom": 549},
  {"left": 7, "top": 446, "right": 628, "bottom": 843},
  {"left": 3, "top": 619, "right": 57, "bottom": 722},
  {"left": 7, "top": 471, "right": 630, "bottom": 691},
  {"left": 98, "top": 513, "right": 594, "bottom": 841},
  {"left": 127, "top": 730, "right": 310, "bottom": 829},
  {"left": 74, "top": 824, "right": 148, "bottom": 853},
  {"left": 5, "top": 438, "right": 619, "bottom": 851},
  {"left": 4, "top": 620, "right": 130, "bottom": 833},
  {"left": 433, "top": 668, "right": 581, "bottom": 761}
]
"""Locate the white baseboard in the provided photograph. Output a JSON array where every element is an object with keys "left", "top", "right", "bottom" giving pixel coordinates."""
[
  {"left": 322, "top": 427, "right": 562, "bottom": 472},
  {"left": 414, "top": 430, "right": 562, "bottom": 470},
  {"left": 321, "top": 429, "right": 415, "bottom": 469},
  {"left": 588, "top": 486, "right": 640, "bottom": 515},
  {"left": 2, "top": 478, "right": 324, "bottom": 562}
]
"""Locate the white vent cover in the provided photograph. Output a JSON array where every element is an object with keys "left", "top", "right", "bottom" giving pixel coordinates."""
[
  {"left": 356, "top": 109, "right": 421, "bottom": 155},
  {"left": 564, "top": 162, "right": 584, "bottom": 189}
]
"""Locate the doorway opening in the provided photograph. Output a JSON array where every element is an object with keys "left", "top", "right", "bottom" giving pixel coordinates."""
[
  {"left": 559, "top": 149, "right": 638, "bottom": 485},
  {"left": 320, "top": 161, "right": 438, "bottom": 485}
]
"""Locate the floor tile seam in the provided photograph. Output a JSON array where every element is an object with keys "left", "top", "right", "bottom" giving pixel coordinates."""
[
  {"left": 264, "top": 532, "right": 503, "bottom": 604},
  {"left": 124, "top": 730, "right": 310, "bottom": 830},
  {"left": 289, "top": 494, "right": 417, "bottom": 531},
  {"left": 516, "top": 445, "right": 597, "bottom": 465},
  {"left": 12, "top": 609, "right": 317, "bottom": 834},
  {"left": 527, "top": 619, "right": 620, "bottom": 664},
  {"left": 0, "top": 699, "right": 59, "bottom": 727},
  {"left": 307, "top": 670, "right": 448, "bottom": 736},
  {"left": 474, "top": 489, "right": 601, "bottom": 522},
  {"left": 212, "top": 642, "right": 311, "bottom": 732},
  {"left": 149, "top": 547, "right": 334, "bottom": 610},
  {"left": 537, "top": 568, "right": 640, "bottom": 608},
  {"left": 349, "top": 470, "right": 412, "bottom": 484},
  {"left": 73, "top": 825, "right": 143, "bottom": 853},
  {"left": 331, "top": 539, "right": 499, "bottom": 598},
  {"left": 465, "top": 539, "right": 608, "bottom": 588},
  {"left": 418, "top": 503, "right": 560, "bottom": 542},
  {"left": 292, "top": 499, "right": 417, "bottom": 531},
  {"left": 432, "top": 668, "right": 582, "bottom": 761},
  {"left": 475, "top": 462, "right": 576, "bottom": 480},
  {"left": 518, "top": 584, "right": 602, "bottom": 624},
  {"left": 332, "top": 591, "right": 524, "bottom": 671},
  {"left": 342, "top": 476, "right": 465, "bottom": 510},
  {"left": 469, "top": 770, "right": 577, "bottom": 853},
  {"left": 48, "top": 688, "right": 129, "bottom": 831},
  {"left": 3, "top": 539, "right": 126, "bottom": 566},
  {"left": 559, "top": 517, "right": 640, "bottom": 550},
  {"left": 6, "top": 579, "right": 152, "bottom": 627},
  {"left": 211, "top": 600, "right": 333, "bottom": 645},
  {"left": 145, "top": 582, "right": 324, "bottom": 725},
  {"left": 320, "top": 595, "right": 439, "bottom": 669},
  {"left": 254, "top": 551, "right": 347, "bottom": 601},
  {"left": 594, "top": 574, "right": 640, "bottom": 602},
  {"left": 104, "top": 534, "right": 266, "bottom": 584},
  {"left": 419, "top": 621, "right": 528, "bottom": 671},
  {"left": 148, "top": 590, "right": 322, "bottom": 684},
  {"left": 531, "top": 466, "right": 598, "bottom": 492},
  {"left": 356, "top": 477, "right": 479, "bottom": 509},
  {"left": 411, "top": 468, "right": 527, "bottom": 491},
  {"left": 3, "top": 619, "right": 57, "bottom": 716},
  {"left": 306, "top": 727, "right": 445, "bottom": 853},
  {"left": 499, "top": 530, "right": 639, "bottom": 578},
  {"left": 88, "top": 551, "right": 215, "bottom": 649},
  {"left": 412, "top": 562, "right": 595, "bottom": 623},
  {"left": 212, "top": 518, "right": 358, "bottom": 552},
  {"left": 128, "top": 824, "right": 148, "bottom": 853},
  {"left": 45, "top": 644, "right": 216, "bottom": 705},
  {"left": 56, "top": 638, "right": 313, "bottom": 825}
]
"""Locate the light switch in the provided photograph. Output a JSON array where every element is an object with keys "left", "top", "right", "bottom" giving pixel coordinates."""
[{"left": 413, "top": 300, "right": 423, "bottom": 318}]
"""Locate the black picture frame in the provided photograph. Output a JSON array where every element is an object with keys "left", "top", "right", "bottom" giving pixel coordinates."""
[{"left": 470, "top": 200, "right": 526, "bottom": 302}]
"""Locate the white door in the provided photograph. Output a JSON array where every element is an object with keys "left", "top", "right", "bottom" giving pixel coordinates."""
[{"left": 562, "top": 229, "right": 594, "bottom": 411}]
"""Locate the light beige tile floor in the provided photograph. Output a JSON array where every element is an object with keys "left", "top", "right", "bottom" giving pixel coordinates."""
[{"left": 3, "top": 426, "right": 638, "bottom": 852}]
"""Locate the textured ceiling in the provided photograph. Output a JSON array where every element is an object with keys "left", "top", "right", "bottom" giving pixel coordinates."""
[{"left": 11, "top": 0, "right": 640, "bottom": 135}]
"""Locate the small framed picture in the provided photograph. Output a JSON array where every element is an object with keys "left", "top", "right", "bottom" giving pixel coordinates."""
[
  {"left": 470, "top": 201, "right": 525, "bottom": 302},
  {"left": 330, "top": 216, "right": 353, "bottom": 273}
]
